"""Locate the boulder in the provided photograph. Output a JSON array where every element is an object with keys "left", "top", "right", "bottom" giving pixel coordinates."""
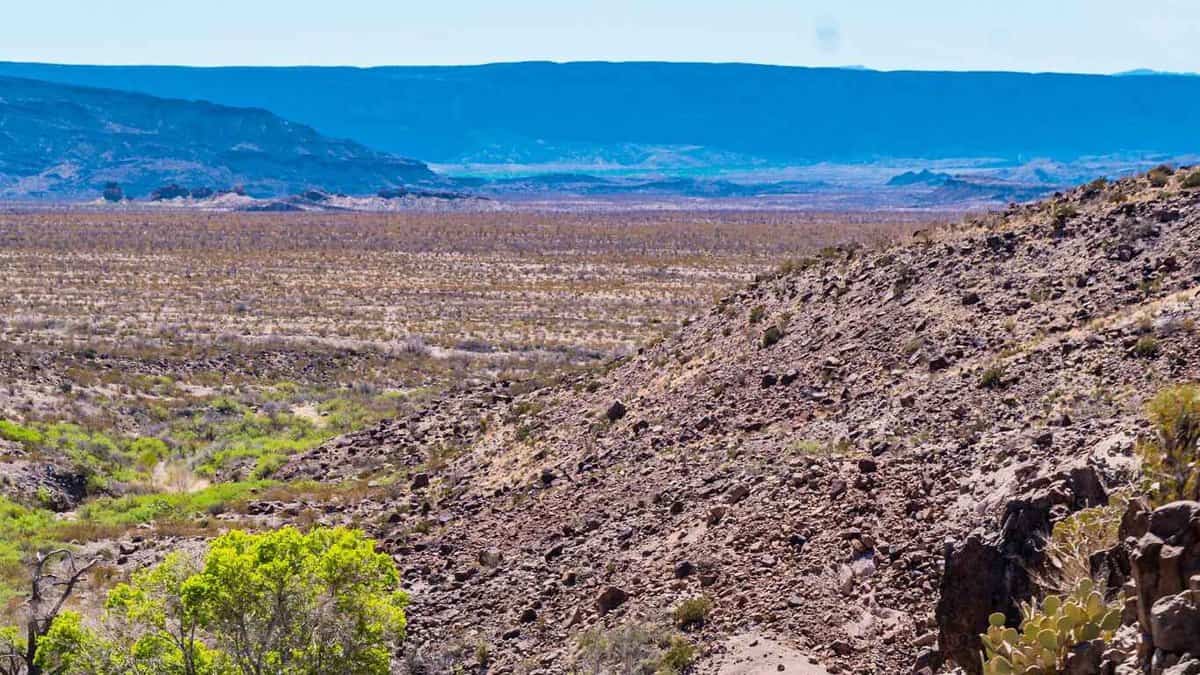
[
  {"left": 1149, "top": 501, "right": 1200, "bottom": 540},
  {"left": 725, "top": 484, "right": 750, "bottom": 504},
  {"left": 936, "top": 533, "right": 1023, "bottom": 674},
  {"left": 1150, "top": 592, "right": 1200, "bottom": 654},
  {"left": 1163, "top": 658, "right": 1200, "bottom": 675},
  {"left": 596, "top": 586, "right": 628, "bottom": 614},
  {"left": 605, "top": 401, "right": 627, "bottom": 423},
  {"left": 1128, "top": 501, "right": 1200, "bottom": 669}
]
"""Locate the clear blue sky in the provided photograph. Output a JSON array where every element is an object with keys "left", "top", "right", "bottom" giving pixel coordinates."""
[{"left": 3, "top": 0, "right": 1198, "bottom": 74}]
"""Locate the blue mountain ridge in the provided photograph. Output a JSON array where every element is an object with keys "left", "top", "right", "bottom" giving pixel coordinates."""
[{"left": 2, "top": 61, "right": 1199, "bottom": 169}]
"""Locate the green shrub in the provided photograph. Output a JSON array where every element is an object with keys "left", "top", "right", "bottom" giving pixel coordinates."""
[
  {"left": 1050, "top": 203, "right": 1078, "bottom": 225},
  {"left": 0, "top": 498, "right": 63, "bottom": 606},
  {"left": 575, "top": 622, "right": 695, "bottom": 675},
  {"left": 0, "top": 420, "right": 43, "bottom": 446},
  {"left": 981, "top": 578, "right": 1122, "bottom": 674},
  {"left": 250, "top": 452, "right": 287, "bottom": 479},
  {"left": 672, "top": 596, "right": 713, "bottom": 629},
  {"left": 38, "top": 423, "right": 136, "bottom": 491},
  {"left": 130, "top": 437, "right": 168, "bottom": 471},
  {"left": 748, "top": 305, "right": 765, "bottom": 324},
  {"left": 790, "top": 439, "right": 825, "bottom": 455},
  {"left": 193, "top": 409, "right": 329, "bottom": 477},
  {"left": 979, "top": 365, "right": 1006, "bottom": 390},
  {"left": 1139, "top": 385, "right": 1200, "bottom": 504},
  {"left": 1134, "top": 335, "right": 1160, "bottom": 358},
  {"left": 1182, "top": 170, "right": 1200, "bottom": 189},
  {"left": 656, "top": 636, "right": 696, "bottom": 674},
  {"left": 76, "top": 480, "right": 274, "bottom": 527},
  {"left": 1148, "top": 165, "right": 1174, "bottom": 187},
  {"left": 34, "top": 487, "right": 53, "bottom": 509},
  {"left": 1046, "top": 502, "right": 1124, "bottom": 590}
]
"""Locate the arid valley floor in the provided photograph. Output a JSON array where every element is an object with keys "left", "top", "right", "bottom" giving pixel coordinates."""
[
  {"left": 0, "top": 208, "right": 934, "bottom": 671},
  {"left": 5, "top": 171, "right": 1200, "bottom": 673}
]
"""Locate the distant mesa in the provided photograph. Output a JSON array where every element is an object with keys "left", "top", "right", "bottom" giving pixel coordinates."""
[
  {"left": 93, "top": 181, "right": 481, "bottom": 211},
  {"left": 377, "top": 187, "right": 471, "bottom": 200},
  {"left": 301, "top": 189, "right": 331, "bottom": 203},
  {"left": 5, "top": 61, "right": 1200, "bottom": 208},
  {"left": 5, "top": 61, "right": 1199, "bottom": 168},
  {"left": 916, "top": 177, "right": 1052, "bottom": 206},
  {"left": 1115, "top": 68, "right": 1199, "bottom": 77},
  {"left": 0, "top": 74, "right": 439, "bottom": 201},
  {"left": 887, "top": 169, "right": 954, "bottom": 187}
]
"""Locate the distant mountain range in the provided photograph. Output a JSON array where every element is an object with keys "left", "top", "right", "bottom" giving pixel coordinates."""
[
  {"left": 3, "top": 61, "right": 1199, "bottom": 171},
  {"left": 1115, "top": 69, "right": 1199, "bottom": 77},
  {"left": 1, "top": 61, "right": 1199, "bottom": 205},
  {"left": 0, "top": 75, "right": 434, "bottom": 199}
]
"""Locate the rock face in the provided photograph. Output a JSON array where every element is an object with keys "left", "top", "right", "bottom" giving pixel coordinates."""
[
  {"left": 1130, "top": 501, "right": 1200, "bottom": 671},
  {"left": 0, "top": 455, "right": 88, "bottom": 511},
  {"left": 936, "top": 464, "right": 1108, "bottom": 673}
]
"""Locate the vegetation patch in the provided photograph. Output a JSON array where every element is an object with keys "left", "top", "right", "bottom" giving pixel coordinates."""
[
  {"left": 1133, "top": 335, "right": 1160, "bottom": 358},
  {"left": 978, "top": 364, "right": 1007, "bottom": 390},
  {"left": 672, "top": 596, "right": 713, "bottom": 629},
  {"left": 1138, "top": 384, "right": 1200, "bottom": 504},
  {"left": 10, "top": 527, "right": 407, "bottom": 675},
  {"left": 981, "top": 579, "right": 1122, "bottom": 674},
  {"left": 575, "top": 622, "right": 697, "bottom": 675}
]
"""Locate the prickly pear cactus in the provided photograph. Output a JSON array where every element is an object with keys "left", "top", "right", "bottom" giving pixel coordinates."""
[{"left": 980, "top": 578, "right": 1122, "bottom": 674}]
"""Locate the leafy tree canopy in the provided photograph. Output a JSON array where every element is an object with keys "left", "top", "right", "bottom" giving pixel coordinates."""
[{"left": 33, "top": 527, "right": 407, "bottom": 675}]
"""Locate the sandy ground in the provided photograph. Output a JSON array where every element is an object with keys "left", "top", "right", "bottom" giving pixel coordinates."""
[{"left": 700, "top": 633, "right": 832, "bottom": 674}]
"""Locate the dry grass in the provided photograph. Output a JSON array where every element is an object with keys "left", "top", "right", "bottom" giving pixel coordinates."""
[
  {"left": 0, "top": 209, "right": 932, "bottom": 427},
  {"left": 0, "top": 209, "right": 932, "bottom": 359}
]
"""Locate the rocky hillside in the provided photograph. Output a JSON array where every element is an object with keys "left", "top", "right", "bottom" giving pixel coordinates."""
[
  {"left": 274, "top": 169, "right": 1200, "bottom": 672},
  {"left": 0, "top": 75, "right": 436, "bottom": 200}
]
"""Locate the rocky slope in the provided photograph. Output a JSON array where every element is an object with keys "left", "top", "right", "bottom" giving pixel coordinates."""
[
  {"left": 0, "top": 75, "right": 436, "bottom": 200},
  {"left": 275, "top": 169, "right": 1200, "bottom": 672}
]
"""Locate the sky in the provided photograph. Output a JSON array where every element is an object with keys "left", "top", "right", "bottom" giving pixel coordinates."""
[{"left": 2, "top": 0, "right": 1198, "bottom": 74}]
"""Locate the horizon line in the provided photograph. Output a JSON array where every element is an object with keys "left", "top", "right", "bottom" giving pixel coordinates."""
[{"left": 1, "top": 58, "right": 1196, "bottom": 79}]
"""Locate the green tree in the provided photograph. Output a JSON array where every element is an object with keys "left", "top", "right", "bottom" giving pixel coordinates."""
[
  {"left": 103, "top": 552, "right": 211, "bottom": 675},
  {"left": 36, "top": 527, "right": 407, "bottom": 675}
]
